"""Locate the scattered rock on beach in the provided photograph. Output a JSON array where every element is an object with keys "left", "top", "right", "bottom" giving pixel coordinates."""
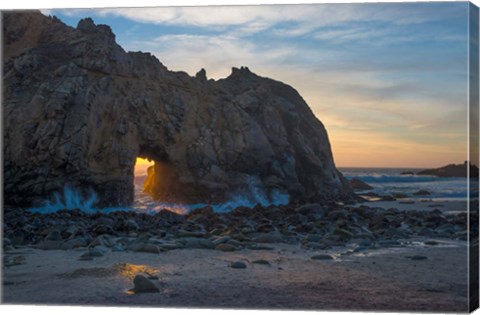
[
  {"left": 216, "top": 243, "right": 236, "bottom": 252},
  {"left": 311, "top": 254, "right": 334, "bottom": 260},
  {"left": 131, "top": 275, "right": 160, "bottom": 293},
  {"left": 410, "top": 255, "right": 428, "bottom": 260},
  {"left": 80, "top": 247, "right": 106, "bottom": 260},
  {"left": 62, "top": 237, "right": 88, "bottom": 250},
  {"left": 179, "top": 237, "right": 214, "bottom": 249},
  {"left": 252, "top": 259, "right": 270, "bottom": 265},
  {"left": 231, "top": 261, "right": 247, "bottom": 269},
  {"left": 126, "top": 219, "right": 140, "bottom": 231},
  {"left": 212, "top": 236, "right": 231, "bottom": 246},
  {"left": 295, "top": 203, "right": 324, "bottom": 219},
  {"left": 136, "top": 243, "right": 162, "bottom": 254},
  {"left": 247, "top": 244, "right": 275, "bottom": 250},
  {"left": 36, "top": 240, "right": 64, "bottom": 250},
  {"left": 3, "top": 238, "right": 13, "bottom": 250},
  {"left": 252, "top": 232, "right": 283, "bottom": 243},
  {"left": 156, "top": 209, "right": 186, "bottom": 224},
  {"left": 45, "top": 230, "right": 63, "bottom": 241}
]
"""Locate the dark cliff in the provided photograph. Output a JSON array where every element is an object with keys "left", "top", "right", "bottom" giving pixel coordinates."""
[{"left": 3, "top": 10, "right": 353, "bottom": 207}]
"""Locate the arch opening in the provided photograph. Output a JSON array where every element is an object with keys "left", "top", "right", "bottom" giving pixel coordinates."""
[{"left": 132, "top": 145, "right": 192, "bottom": 213}]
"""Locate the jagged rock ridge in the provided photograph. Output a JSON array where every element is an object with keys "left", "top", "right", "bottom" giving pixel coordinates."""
[{"left": 3, "top": 11, "right": 353, "bottom": 207}]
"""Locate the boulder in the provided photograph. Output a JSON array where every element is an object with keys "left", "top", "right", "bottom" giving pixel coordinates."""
[{"left": 132, "top": 275, "right": 160, "bottom": 293}]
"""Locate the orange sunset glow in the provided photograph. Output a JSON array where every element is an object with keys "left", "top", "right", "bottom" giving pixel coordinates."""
[{"left": 134, "top": 157, "right": 154, "bottom": 176}]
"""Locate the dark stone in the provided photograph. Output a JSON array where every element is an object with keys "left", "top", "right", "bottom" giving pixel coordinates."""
[
  {"left": 252, "top": 259, "right": 270, "bottom": 265},
  {"left": 349, "top": 178, "right": 374, "bottom": 191},
  {"left": 231, "top": 261, "right": 247, "bottom": 269},
  {"left": 215, "top": 243, "right": 236, "bottom": 252},
  {"left": 132, "top": 275, "right": 160, "bottom": 293},
  {"left": 311, "top": 254, "right": 334, "bottom": 260},
  {"left": 410, "top": 255, "right": 428, "bottom": 260}
]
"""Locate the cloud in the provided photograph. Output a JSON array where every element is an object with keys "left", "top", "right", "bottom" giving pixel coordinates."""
[
  {"left": 127, "top": 33, "right": 297, "bottom": 79},
  {"left": 53, "top": 2, "right": 467, "bottom": 37},
  {"left": 47, "top": 2, "right": 470, "bottom": 167}
]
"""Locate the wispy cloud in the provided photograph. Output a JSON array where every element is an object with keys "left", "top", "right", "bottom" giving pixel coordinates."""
[{"left": 47, "top": 2, "right": 470, "bottom": 167}]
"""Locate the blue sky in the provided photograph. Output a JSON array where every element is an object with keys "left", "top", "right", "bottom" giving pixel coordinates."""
[{"left": 43, "top": 2, "right": 470, "bottom": 167}]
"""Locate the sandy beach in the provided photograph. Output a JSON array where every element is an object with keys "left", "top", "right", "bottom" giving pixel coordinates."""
[{"left": 2, "top": 240, "right": 468, "bottom": 312}]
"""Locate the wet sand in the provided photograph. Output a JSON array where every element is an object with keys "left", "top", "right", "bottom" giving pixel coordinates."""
[{"left": 2, "top": 241, "right": 469, "bottom": 312}]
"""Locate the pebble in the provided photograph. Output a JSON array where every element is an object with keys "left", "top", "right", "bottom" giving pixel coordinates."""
[
  {"left": 212, "top": 236, "right": 231, "bottom": 246},
  {"left": 247, "top": 244, "right": 274, "bottom": 250},
  {"left": 126, "top": 219, "right": 139, "bottom": 231},
  {"left": 45, "top": 230, "right": 63, "bottom": 241},
  {"left": 252, "top": 232, "right": 283, "bottom": 243},
  {"left": 311, "top": 254, "right": 334, "bottom": 260},
  {"left": 129, "top": 242, "right": 162, "bottom": 253},
  {"left": 179, "top": 237, "right": 214, "bottom": 249},
  {"left": 36, "top": 240, "right": 63, "bottom": 250},
  {"left": 79, "top": 247, "right": 106, "bottom": 260},
  {"left": 216, "top": 243, "right": 236, "bottom": 252},
  {"left": 3, "top": 238, "right": 13, "bottom": 250},
  {"left": 252, "top": 259, "right": 270, "bottom": 265},
  {"left": 230, "top": 261, "right": 247, "bottom": 269},
  {"left": 96, "top": 217, "right": 114, "bottom": 227},
  {"left": 410, "top": 255, "right": 428, "bottom": 260}
]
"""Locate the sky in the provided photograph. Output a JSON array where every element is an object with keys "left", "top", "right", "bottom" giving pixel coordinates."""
[{"left": 42, "top": 2, "right": 471, "bottom": 168}]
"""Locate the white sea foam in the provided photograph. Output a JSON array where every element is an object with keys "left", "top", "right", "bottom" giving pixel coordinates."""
[
  {"left": 27, "top": 176, "right": 290, "bottom": 215},
  {"left": 29, "top": 186, "right": 99, "bottom": 214}
]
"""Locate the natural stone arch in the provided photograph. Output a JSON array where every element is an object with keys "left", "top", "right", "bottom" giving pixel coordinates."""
[{"left": 3, "top": 11, "right": 353, "bottom": 208}]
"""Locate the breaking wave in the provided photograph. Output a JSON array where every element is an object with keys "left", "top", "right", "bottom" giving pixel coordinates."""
[
  {"left": 27, "top": 177, "right": 290, "bottom": 215},
  {"left": 29, "top": 186, "right": 98, "bottom": 214}
]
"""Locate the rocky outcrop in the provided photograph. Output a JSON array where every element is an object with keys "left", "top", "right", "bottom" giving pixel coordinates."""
[
  {"left": 3, "top": 11, "right": 353, "bottom": 207},
  {"left": 349, "top": 178, "right": 373, "bottom": 191},
  {"left": 417, "top": 162, "right": 479, "bottom": 178}
]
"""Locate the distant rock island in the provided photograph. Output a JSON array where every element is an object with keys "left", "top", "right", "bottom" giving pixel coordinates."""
[
  {"left": 3, "top": 11, "right": 353, "bottom": 207},
  {"left": 417, "top": 162, "right": 479, "bottom": 178}
]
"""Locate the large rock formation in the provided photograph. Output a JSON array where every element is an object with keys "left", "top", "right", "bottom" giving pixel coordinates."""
[
  {"left": 417, "top": 162, "right": 479, "bottom": 178},
  {"left": 3, "top": 11, "right": 353, "bottom": 207}
]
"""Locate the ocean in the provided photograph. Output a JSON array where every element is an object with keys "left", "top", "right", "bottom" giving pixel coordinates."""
[
  {"left": 29, "top": 167, "right": 475, "bottom": 214},
  {"left": 339, "top": 167, "right": 474, "bottom": 202}
]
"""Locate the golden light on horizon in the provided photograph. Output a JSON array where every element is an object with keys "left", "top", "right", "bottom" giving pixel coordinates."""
[{"left": 135, "top": 157, "right": 154, "bottom": 176}]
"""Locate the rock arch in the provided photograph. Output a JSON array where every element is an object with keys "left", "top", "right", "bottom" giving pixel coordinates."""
[{"left": 3, "top": 11, "right": 353, "bottom": 208}]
